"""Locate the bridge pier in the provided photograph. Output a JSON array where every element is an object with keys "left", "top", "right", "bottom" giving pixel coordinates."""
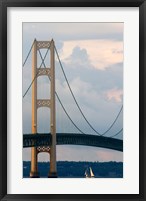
[
  {"left": 30, "top": 40, "right": 39, "bottom": 178},
  {"left": 30, "top": 147, "right": 40, "bottom": 178},
  {"left": 48, "top": 172, "right": 57, "bottom": 178},
  {"left": 48, "top": 135, "right": 57, "bottom": 177},
  {"left": 48, "top": 41, "right": 57, "bottom": 177}
]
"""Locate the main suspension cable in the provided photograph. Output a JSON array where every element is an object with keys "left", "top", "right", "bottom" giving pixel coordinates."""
[
  {"left": 55, "top": 45, "right": 123, "bottom": 136},
  {"left": 23, "top": 39, "right": 52, "bottom": 98},
  {"left": 102, "top": 105, "right": 123, "bottom": 136},
  {"left": 38, "top": 49, "right": 85, "bottom": 134},
  {"left": 110, "top": 128, "right": 123, "bottom": 138},
  {"left": 23, "top": 40, "right": 123, "bottom": 138},
  {"left": 23, "top": 40, "right": 35, "bottom": 67}
]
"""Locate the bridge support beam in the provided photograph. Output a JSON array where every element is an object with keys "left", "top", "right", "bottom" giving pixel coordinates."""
[
  {"left": 30, "top": 147, "right": 39, "bottom": 178},
  {"left": 30, "top": 39, "right": 39, "bottom": 178},
  {"left": 48, "top": 40, "right": 57, "bottom": 178},
  {"left": 30, "top": 39, "right": 57, "bottom": 178}
]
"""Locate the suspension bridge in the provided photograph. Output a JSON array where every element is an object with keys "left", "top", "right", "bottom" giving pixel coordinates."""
[{"left": 23, "top": 39, "right": 123, "bottom": 177}]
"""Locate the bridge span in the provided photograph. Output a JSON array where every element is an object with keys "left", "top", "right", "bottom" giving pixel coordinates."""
[{"left": 23, "top": 133, "right": 123, "bottom": 152}]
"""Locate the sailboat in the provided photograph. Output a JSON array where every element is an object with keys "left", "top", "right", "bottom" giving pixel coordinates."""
[{"left": 85, "top": 167, "right": 95, "bottom": 178}]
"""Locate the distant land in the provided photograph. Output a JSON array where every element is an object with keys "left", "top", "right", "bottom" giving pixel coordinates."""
[{"left": 23, "top": 161, "right": 123, "bottom": 178}]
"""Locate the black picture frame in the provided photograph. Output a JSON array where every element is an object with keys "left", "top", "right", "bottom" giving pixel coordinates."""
[{"left": 0, "top": 0, "right": 146, "bottom": 200}]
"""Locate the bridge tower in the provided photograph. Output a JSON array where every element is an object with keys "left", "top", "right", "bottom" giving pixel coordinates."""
[{"left": 30, "top": 39, "right": 57, "bottom": 178}]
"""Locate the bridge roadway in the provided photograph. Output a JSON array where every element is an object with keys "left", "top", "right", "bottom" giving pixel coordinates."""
[{"left": 23, "top": 133, "right": 123, "bottom": 152}]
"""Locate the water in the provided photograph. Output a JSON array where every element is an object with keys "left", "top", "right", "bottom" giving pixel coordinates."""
[{"left": 23, "top": 161, "right": 123, "bottom": 178}]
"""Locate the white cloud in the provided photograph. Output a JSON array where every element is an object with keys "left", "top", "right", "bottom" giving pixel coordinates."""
[
  {"left": 105, "top": 88, "right": 123, "bottom": 103},
  {"left": 60, "top": 39, "right": 123, "bottom": 70}
]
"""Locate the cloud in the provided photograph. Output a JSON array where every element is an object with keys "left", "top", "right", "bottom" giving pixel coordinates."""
[
  {"left": 105, "top": 88, "right": 123, "bottom": 103},
  {"left": 55, "top": 73, "right": 123, "bottom": 136},
  {"left": 60, "top": 39, "right": 123, "bottom": 70},
  {"left": 65, "top": 46, "right": 91, "bottom": 68}
]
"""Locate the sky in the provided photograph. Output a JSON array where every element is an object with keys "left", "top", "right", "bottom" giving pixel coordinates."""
[{"left": 23, "top": 23, "right": 123, "bottom": 162}]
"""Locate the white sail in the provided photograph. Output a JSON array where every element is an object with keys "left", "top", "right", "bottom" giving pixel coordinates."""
[
  {"left": 90, "top": 167, "right": 94, "bottom": 177},
  {"left": 85, "top": 169, "right": 89, "bottom": 178},
  {"left": 85, "top": 167, "right": 95, "bottom": 178}
]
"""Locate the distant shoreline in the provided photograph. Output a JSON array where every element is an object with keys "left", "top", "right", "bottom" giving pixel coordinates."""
[{"left": 23, "top": 161, "right": 123, "bottom": 178}]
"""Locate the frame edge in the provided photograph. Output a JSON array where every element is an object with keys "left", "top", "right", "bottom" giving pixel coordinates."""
[
  {"left": 0, "top": 1, "right": 7, "bottom": 201},
  {"left": 0, "top": 0, "right": 145, "bottom": 200}
]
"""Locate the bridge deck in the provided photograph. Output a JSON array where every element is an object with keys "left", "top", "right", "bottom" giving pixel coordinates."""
[{"left": 23, "top": 133, "right": 123, "bottom": 152}]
